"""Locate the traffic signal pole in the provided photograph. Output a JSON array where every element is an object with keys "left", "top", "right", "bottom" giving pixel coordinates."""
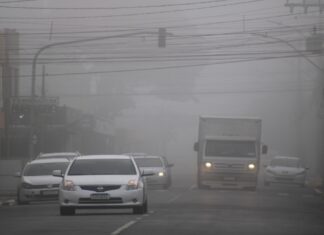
[{"left": 29, "top": 29, "right": 167, "bottom": 159}]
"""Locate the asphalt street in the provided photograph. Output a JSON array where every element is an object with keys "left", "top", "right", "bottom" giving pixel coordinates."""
[{"left": 0, "top": 175, "right": 323, "bottom": 235}]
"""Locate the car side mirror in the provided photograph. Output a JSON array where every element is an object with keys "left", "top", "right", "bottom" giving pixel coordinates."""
[
  {"left": 14, "top": 172, "right": 21, "bottom": 177},
  {"left": 194, "top": 142, "right": 198, "bottom": 152},
  {"left": 141, "top": 170, "right": 155, "bottom": 177},
  {"left": 167, "top": 163, "right": 174, "bottom": 168},
  {"left": 52, "top": 170, "right": 63, "bottom": 177}
]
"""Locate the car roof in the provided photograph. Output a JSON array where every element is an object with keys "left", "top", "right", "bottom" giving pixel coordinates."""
[
  {"left": 28, "top": 158, "right": 70, "bottom": 164},
  {"left": 123, "top": 153, "right": 147, "bottom": 157},
  {"left": 75, "top": 155, "right": 132, "bottom": 160}
]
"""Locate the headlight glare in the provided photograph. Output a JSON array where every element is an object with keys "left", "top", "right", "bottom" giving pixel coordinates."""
[
  {"left": 205, "top": 162, "right": 212, "bottom": 168},
  {"left": 248, "top": 163, "right": 256, "bottom": 170},
  {"left": 158, "top": 172, "right": 165, "bottom": 177}
]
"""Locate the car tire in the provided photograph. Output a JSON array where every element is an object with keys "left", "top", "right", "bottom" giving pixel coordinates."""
[
  {"left": 17, "top": 190, "right": 29, "bottom": 205},
  {"left": 133, "top": 200, "right": 148, "bottom": 214},
  {"left": 60, "top": 206, "right": 75, "bottom": 216}
]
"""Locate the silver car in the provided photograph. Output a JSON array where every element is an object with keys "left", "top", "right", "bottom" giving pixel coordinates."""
[
  {"left": 264, "top": 156, "right": 307, "bottom": 187},
  {"left": 53, "top": 155, "right": 153, "bottom": 216},
  {"left": 17, "top": 158, "right": 70, "bottom": 204},
  {"left": 133, "top": 155, "right": 174, "bottom": 189}
]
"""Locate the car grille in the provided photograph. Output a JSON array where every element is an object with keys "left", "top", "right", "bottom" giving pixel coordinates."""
[
  {"left": 78, "top": 197, "right": 123, "bottom": 204},
  {"left": 79, "top": 185, "right": 121, "bottom": 192}
]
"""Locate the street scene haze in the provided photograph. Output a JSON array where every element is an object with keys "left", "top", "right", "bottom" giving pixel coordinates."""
[{"left": 0, "top": 1, "right": 323, "bottom": 235}]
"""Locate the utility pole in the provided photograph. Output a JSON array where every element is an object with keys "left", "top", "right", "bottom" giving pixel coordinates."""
[{"left": 285, "top": 0, "right": 324, "bottom": 14}]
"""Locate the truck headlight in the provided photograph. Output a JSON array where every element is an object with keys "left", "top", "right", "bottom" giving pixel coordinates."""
[
  {"left": 205, "top": 162, "right": 212, "bottom": 168},
  {"left": 248, "top": 163, "right": 256, "bottom": 170},
  {"left": 158, "top": 172, "right": 165, "bottom": 177}
]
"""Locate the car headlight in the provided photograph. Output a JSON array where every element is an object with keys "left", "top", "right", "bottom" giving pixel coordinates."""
[
  {"left": 248, "top": 163, "right": 256, "bottom": 170},
  {"left": 126, "top": 179, "right": 141, "bottom": 190},
  {"left": 158, "top": 172, "right": 165, "bottom": 177},
  {"left": 205, "top": 162, "right": 212, "bottom": 168},
  {"left": 62, "top": 180, "right": 76, "bottom": 191},
  {"left": 21, "top": 182, "right": 33, "bottom": 189}
]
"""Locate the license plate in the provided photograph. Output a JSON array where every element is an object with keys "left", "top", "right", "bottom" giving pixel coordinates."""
[
  {"left": 42, "top": 190, "right": 58, "bottom": 196},
  {"left": 223, "top": 177, "right": 235, "bottom": 181},
  {"left": 90, "top": 193, "right": 109, "bottom": 200}
]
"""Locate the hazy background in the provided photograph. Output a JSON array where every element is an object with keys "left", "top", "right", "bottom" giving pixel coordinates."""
[{"left": 1, "top": 0, "right": 323, "bottom": 181}]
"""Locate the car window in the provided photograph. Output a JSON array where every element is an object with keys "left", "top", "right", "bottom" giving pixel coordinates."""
[
  {"left": 134, "top": 158, "right": 163, "bottom": 167},
  {"left": 68, "top": 159, "right": 137, "bottom": 175},
  {"left": 23, "top": 162, "right": 69, "bottom": 176},
  {"left": 271, "top": 158, "right": 299, "bottom": 167}
]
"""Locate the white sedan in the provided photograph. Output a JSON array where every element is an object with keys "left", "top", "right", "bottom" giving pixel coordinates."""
[
  {"left": 53, "top": 155, "right": 153, "bottom": 215},
  {"left": 264, "top": 156, "right": 307, "bottom": 187}
]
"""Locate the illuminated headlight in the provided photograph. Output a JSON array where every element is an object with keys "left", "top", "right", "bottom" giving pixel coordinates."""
[
  {"left": 62, "top": 180, "right": 76, "bottom": 191},
  {"left": 158, "top": 172, "right": 165, "bottom": 177},
  {"left": 126, "top": 179, "right": 142, "bottom": 190},
  {"left": 248, "top": 163, "right": 256, "bottom": 170},
  {"left": 205, "top": 162, "right": 212, "bottom": 168},
  {"left": 21, "top": 182, "right": 33, "bottom": 189}
]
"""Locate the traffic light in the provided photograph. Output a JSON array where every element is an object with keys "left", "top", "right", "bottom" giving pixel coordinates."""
[{"left": 158, "top": 28, "right": 166, "bottom": 48}]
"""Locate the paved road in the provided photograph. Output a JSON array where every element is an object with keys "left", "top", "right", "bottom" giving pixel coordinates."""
[{"left": 0, "top": 179, "right": 323, "bottom": 235}]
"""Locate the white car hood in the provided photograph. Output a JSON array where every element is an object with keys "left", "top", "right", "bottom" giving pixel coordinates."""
[
  {"left": 65, "top": 175, "right": 138, "bottom": 185},
  {"left": 267, "top": 166, "right": 305, "bottom": 175},
  {"left": 22, "top": 175, "right": 63, "bottom": 185},
  {"left": 139, "top": 167, "right": 164, "bottom": 173}
]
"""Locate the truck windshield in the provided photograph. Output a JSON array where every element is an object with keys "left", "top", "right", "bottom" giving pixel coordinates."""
[{"left": 205, "top": 140, "right": 256, "bottom": 157}]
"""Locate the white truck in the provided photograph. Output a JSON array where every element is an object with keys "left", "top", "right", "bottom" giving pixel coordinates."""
[{"left": 194, "top": 116, "right": 267, "bottom": 190}]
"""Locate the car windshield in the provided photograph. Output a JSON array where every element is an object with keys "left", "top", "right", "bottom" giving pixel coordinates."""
[
  {"left": 68, "top": 159, "right": 137, "bottom": 175},
  {"left": 23, "top": 162, "right": 69, "bottom": 176},
  {"left": 271, "top": 158, "right": 300, "bottom": 167},
  {"left": 134, "top": 158, "right": 163, "bottom": 167},
  {"left": 205, "top": 140, "right": 256, "bottom": 158}
]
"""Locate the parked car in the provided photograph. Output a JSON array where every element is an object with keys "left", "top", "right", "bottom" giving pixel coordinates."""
[
  {"left": 133, "top": 155, "right": 174, "bottom": 189},
  {"left": 35, "top": 152, "right": 81, "bottom": 161},
  {"left": 53, "top": 155, "right": 153, "bottom": 215},
  {"left": 264, "top": 156, "right": 307, "bottom": 187},
  {"left": 16, "top": 158, "right": 70, "bottom": 204}
]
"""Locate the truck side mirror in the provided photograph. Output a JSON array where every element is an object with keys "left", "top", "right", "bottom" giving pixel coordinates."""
[
  {"left": 194, "top": 142, "right": 199, "bottom": 152},
  {"left": 262, "top": 145, "right": 268, "bottom": 154}
]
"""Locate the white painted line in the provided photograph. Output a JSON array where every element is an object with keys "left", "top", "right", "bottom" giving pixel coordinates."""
[
  {"left": 111, "top": 220, "right": 137, "bottom": 235},
  {"left": 167, "top": 194, "right": 182, "bottom": 204}
]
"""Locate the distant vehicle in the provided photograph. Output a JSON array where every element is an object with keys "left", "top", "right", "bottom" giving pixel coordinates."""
[
  {"left": 264, "top": 156, "right": 307, "bottom": 187},
  {"left": 53, "top": 155, "right": 153, "bottom": 216},
  {"left": 35, "top": 152, "right": 81, "bottom": 161},
  {"left": 194, "top": 116, "right": 267, "bottom": 190},
  {"left": 16, "top": 158, "right": 70, "bottom": 205},
  {"left": 133, "top": 155, "right": 174, "bottom": 189}
]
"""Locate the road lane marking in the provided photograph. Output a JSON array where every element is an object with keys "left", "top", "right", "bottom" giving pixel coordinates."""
[
  {"left": 111, "top": 220, "right": 137, "bottom": 235},
  {"left": 167, "top": 184, "right": 195, "bottom": 204}
]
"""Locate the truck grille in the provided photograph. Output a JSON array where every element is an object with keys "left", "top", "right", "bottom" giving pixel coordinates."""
[{"left": 213, "top": 163, "right": 245, "bottom": 172}]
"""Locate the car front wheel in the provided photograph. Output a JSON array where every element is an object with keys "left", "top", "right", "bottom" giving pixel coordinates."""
[
  {"left": 133, "top": 200, "right": 148, "bottom": 214},
  {"left": 60, "top": 206, "right": 75, "bottom": 216}
]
